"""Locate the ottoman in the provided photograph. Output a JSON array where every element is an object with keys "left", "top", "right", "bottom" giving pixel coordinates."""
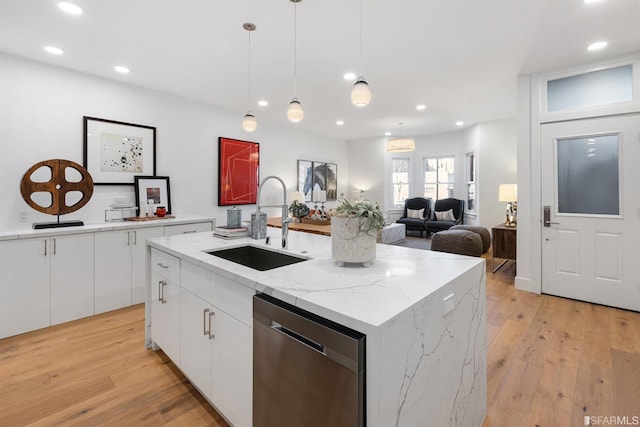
[
  {"left": 431, "top": 229, "right": 483, "bottom": 257},
  {"left": 377, "top": 223, "right": 406, "bottom": 244},
  {"left": 450, "top": 225, "right": 491, "bottom": 253}
]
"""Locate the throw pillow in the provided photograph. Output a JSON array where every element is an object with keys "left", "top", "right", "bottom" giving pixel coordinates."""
[
  {"left": 407, "top": 208, "right": 424, "bottom": 219},
  {"left": 435, "top": 209, "right": 456, "bottom": 221}
]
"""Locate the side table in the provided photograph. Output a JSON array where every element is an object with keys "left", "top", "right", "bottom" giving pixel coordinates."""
[{"left": 492, "top": 224, "right": 516, "bottom": 273}]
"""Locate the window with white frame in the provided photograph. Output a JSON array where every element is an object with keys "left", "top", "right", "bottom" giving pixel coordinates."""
[
  {"left": 423, "top": 156, "right": 455, "bottom": 200},
  {"left": 466, "top": 152, "right": 476, "bottom": 213},
  {"left": 392, "top": 157, "right": 411, "bottom": 208}
]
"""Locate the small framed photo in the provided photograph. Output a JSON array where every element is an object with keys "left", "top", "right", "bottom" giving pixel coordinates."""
[
  {"left": 83, "top": 116, "right": 156, "bottom": 185},
  {"left": 134, "top": 176, "right": 171, "bottom": 216}
]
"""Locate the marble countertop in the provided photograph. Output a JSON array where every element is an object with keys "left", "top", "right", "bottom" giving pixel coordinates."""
[
  {"left": 147, "top": 227, "right": 485, "bottom": 331},
  {"left": 0, "top": 214, "right": 214, "bottom": 241}
]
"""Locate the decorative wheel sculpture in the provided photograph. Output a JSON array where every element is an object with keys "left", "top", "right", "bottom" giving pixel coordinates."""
[{"left": 20, "top": 159, "right": 93, "bottom": 228}]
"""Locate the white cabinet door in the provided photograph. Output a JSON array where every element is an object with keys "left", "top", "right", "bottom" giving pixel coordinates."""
[
  {"left": 209, "top": 272, "right": 253, "bottom": 427},
  {"left": 0, "top": 238, "right": 50, "bottom": 338},
  {"left": 150, "top": 270, "right": 181, "bottom": 364},
  {"left": 164, "top": 222, "right": 212, "bottom": 236},
  {"left": 94, "top": 230, "right": 132, "bottom": 314},
  {"left": 180, "top": 289, "right": 213, "bottom": 400},
  {"left": 211, "top": 310, "right": 253, "bottom": 427},
  {"left": 131, "top": 226, "right": 164, "bottom": 304},
  {"left": 50, "top": 233, "right": 94, "bottom": 325},
  {"left": 180, "top": 262, "right": 213, "bottom": 398}
]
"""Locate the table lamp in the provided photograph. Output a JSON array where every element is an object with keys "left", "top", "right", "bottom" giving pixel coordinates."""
[{"left": 498, "top": 184, "right": 517, "bottom": 226}]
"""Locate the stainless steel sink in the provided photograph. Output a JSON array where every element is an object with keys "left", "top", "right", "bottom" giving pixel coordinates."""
[{"left": 206, "top": 245, "right": 308, "bottom": 271}]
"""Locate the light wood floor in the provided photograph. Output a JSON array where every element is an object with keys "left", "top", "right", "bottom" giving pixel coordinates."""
[{"left": 1, "top": 259, "right": 639, "bottom": 426}]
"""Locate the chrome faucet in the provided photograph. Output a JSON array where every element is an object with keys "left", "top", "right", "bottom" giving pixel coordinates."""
[{"left": 257, "top": 176, "right": 291, "bottom": 248}]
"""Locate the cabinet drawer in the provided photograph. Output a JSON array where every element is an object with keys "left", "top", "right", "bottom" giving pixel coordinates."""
[
  {"left": 182, "top": 260, "right": 213, "bottom": 302},
  {"left": 151, "top": 248, "right": 180, "bottom": 284},
  {"left": 164, "top": 222, "right": 212, "bottom": 236},
  {"left": 212, "top": 274, "right": 255, "bottom": 327}
]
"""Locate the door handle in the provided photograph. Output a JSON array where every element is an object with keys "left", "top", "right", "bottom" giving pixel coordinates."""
[
  {"left": 208, "top": 311, "right": 215, "bottom": 340},
  {"left": 543, "top": 205, "right": 560, "bottom": 227},
  {"left": 158, "top": 280, "right": 167, "bottom": 303},
  {"left": 203, "top": 308, "right": 210, "bottom": 335}
]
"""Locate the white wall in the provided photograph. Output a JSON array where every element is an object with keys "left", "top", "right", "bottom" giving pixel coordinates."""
[
  {"left": 347, "top": 137, "right": 386, "bottom": 205},
  {"left": 348, "top": 124, "right": 517, "bottom": 227},
  {"left": 348, "top": 131, "right": 467, "bottom": 217},
  {"left": 0, "top": 53, "right": 348, "bottom": 230},
  {"left": 470, "top": 120, "right": 517, "bottom": 229}
]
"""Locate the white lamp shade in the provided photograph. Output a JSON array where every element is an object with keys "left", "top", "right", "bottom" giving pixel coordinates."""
[
  {"left": 387, "top": 138, "right": 415, "bottom": 152},
  {"left": 287, "top": 98, "right": 304, "bottom": 122},
  {"left": 289, "top": 191, "right": 305, "bottom": 204},
  {"left": 498, "top": 184, "right": 517, "bottom": 202},
  {"left": 242, "top": 112, "right": 257, "bottom": 132},
  {"left": 351, "top": 77, "right": 371, "bottom": 107}
]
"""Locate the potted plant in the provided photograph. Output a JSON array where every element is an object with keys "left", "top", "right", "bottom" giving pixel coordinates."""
[{"left": 330, "top": 194, "right": 385, "bottom": 267}]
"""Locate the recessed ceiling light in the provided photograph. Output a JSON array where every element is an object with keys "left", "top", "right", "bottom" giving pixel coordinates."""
[
  {"left": 455, "top": 121, "right": 464, "bottom": 126},
  {"left": 384, "top": 132, "right": 391, "bottom": 136},
  {"left": 114, "top": 65, "right": 130, "bottom": 74},
  {"left": 416, "top": 104, "right": 427, "bottom": 111},
  {"left": 257, "top": 100, "right": 268, "bottom": 107},
  {"left": 336, "top": 120, "right": 344, "bottom": 126},
  {"left": 44, "top": 46, "right": 64, "bottom": 55},
  {"left": 587, "top": 41, "right": 608, "bottom": 51},
  {"left": 343, "top": 72, "right": 356, "bottom": 81},
  {"left": 58, "top": 2, "right": 83, "bottom": 15}
]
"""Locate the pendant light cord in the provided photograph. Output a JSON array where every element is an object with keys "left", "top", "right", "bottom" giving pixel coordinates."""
[
  {"left": 293, "top": 0, "right": 298, "bottom": 97},
  {"left": 359, "top": 0, "right": 363, "bottom": 75},
  {"left": 248, "top": 29, "right": 252, "bottom": 107}
]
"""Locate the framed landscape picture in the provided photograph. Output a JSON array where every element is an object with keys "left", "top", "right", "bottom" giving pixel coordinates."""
[
  {"left": 83, "top": 116, "right": 156, "bottom": 185},
  {"left": 218, "top": 137, "right": 260, "bottom": 206}
]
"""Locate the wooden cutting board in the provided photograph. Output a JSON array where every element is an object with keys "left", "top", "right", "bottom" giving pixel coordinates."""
[{"left": 124, "top": 215, "right": 175, "bottom": 221}]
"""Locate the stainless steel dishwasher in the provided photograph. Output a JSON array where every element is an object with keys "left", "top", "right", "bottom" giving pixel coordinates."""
[{"left": 253, "top": 293, "right": 366, "bottom": 427}]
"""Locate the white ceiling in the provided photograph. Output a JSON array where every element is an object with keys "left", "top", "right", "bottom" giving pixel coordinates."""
[{"left": 1, "top": 0, "right": 639, "bottom": 141}]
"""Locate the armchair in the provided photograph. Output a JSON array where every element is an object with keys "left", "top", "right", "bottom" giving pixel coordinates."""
[
  {"left": 396, "top": 197, "right": 433, "bottom": 238},
  {"left": 425, "top": 198, "right": 464, "bottom": 237}
]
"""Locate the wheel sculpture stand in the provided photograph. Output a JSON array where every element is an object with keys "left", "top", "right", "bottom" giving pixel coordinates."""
[{"left": 20, "top": 159, "right": 94, "bottom": 229}]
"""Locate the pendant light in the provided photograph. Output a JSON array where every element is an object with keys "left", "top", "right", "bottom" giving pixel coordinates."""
[
  {"left": 351, "top": 0, "right": 371, "bottom": 107},
  {"left": 387, "top": 122, "right": 415, "bottom": 152},
  {"left": 242, "top": 23, "right": 257, "bottom": 132},
  {"left": 287, "top": 0, "right": 304, "bottom": 122}
]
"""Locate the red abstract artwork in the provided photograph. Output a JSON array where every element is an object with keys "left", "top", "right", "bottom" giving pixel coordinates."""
[{"left": 218, "top": 137, "right": 260, "bottom": 205}]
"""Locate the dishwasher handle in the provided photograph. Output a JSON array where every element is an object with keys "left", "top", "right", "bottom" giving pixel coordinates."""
[{"left": 272, "top": 322, "right": 325, "bottom": 354}]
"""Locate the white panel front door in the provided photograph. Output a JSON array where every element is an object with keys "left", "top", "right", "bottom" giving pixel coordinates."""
[{"left": 541, "top": 114, "right": 640, "bottom": 311}]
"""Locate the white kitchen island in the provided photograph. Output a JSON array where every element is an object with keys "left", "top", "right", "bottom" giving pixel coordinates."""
[{"left": 146, "top": 228, "right": 486, "bottom": 427}]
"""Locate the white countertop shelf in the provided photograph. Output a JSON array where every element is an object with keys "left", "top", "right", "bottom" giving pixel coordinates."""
[{"left": 0, "top": 214, "right": 214, "bottom": 241}]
